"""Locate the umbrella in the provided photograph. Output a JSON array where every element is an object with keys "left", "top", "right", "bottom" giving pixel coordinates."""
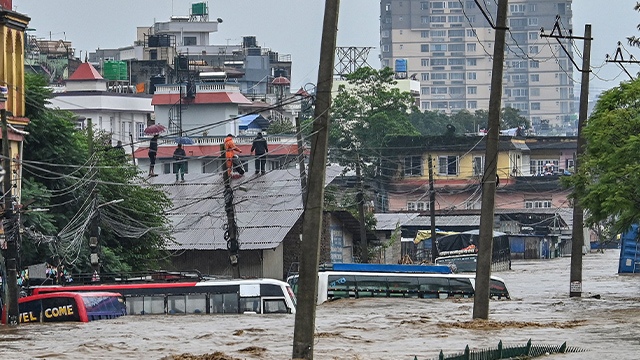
[
  {"left": 175, "top": 136, "right": 194, "bottom": 145},
  {"left": 143, "top": 124, "right": 167, "bottom": 135}
]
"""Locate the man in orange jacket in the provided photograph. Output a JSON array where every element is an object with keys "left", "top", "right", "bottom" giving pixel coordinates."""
[{"left": 224, "top": 134, "right": 242, "bottom": 176}]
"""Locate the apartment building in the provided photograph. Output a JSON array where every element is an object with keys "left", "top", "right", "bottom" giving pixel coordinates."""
[{"left": 380, "top": 0, "right": 576, "bottom": 135}]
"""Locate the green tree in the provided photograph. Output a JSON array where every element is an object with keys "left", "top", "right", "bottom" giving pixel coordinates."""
[
  {"left": 21, "top": 73, "right": 172, "bottom": 273},
  {"left": 330, "top": 67, "right": 419, "bottom": 172},
  {"left": 501, "top": 107, "right": 530, "bottom": 129},
  {"left": 564, "top": 77, "right": 640, "bottom": 233},
  {"left": 628, "top": 2, "right": 640, "bottom": 47},
  {"left": 266, "top": 118, "right": 295, "bottom": 134}
]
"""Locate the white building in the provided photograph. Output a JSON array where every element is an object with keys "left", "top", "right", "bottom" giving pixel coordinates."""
[{"left": 49, "top": 62, "right": 153, "bottom": 151}]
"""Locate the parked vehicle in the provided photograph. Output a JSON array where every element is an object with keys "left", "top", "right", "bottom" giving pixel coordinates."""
[
  {"left": 2, "top": 292, "right": 126, "bottom": 324},
  {"left": 287, "top": 263, "right": 509, "bottom": 305},
  {"left": 29, "top": 278, "right": 296, "bottom": 315}
]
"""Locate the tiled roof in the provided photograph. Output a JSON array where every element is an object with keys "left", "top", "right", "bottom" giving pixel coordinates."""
[
  {"left": 147, "top": 166, "right": 343, "bottom": 250},
  {"left": 134, "top": 143, "right": 300, "bottom": 158},
  {"left": 68, "top": 63, "right": 104, "bottom": 81}
]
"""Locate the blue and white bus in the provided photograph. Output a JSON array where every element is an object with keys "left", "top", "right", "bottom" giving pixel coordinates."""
[{"left": 288, "top": 263, "right": 509, "bottom": 304}]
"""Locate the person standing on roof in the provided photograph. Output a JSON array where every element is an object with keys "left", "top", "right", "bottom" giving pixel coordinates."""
[
  {"left": 173, "top": 143, "right": 187, "bottom": 182},
  {"left": 251, "top": 132, "right": 269, "bottom": 175},
  {"left": 224, "top": 134, "right": 242, "bottom": 176},
  {"left": 148, "top": 134, "right": 159, "bottom": 177}
]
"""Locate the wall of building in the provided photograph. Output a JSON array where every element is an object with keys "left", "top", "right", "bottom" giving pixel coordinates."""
[{"left": 167, "top": 249, "right": 264, "bottom": 278}]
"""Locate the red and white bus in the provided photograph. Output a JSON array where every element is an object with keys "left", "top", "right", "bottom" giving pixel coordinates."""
[{"left": 30, "top": 278, "right": 296, "bottom": 315}]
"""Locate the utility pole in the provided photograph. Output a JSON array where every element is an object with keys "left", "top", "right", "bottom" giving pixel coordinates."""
[
  {"left": 295, "top": 116, "right": 307, "bottom": 202},
  {"left": 542, "top": 21, "right": 592, "bottom": 298},
  {"left": 222, "top": 160, "right": 240, "bottom": 278},
  {"left": 2, "top": 95, "right": 18, "bottom": 326},
  {"left": 356, "top": 156, "right": 368, "bottom": 263},
  {"left": 87, "top": 118, "right": 93, "bottom": 155},
  {"left": 129, "top": 132, "right": 136, "bottom": 166},
  {"left": 292, "top": 1, "right": 339, "bottom": 358},
  {"left": 473, "top": 0, "right": 508, "bottom": 320},
  {"left": 89, "top": 190, "right": 100, "bottom": 277},
  {"left": 428, "top": 155, "right": 437, "bottom": 263}
]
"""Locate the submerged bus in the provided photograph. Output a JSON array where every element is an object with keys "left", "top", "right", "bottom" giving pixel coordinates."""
[
  {"left": 30, "top": 278, "right": 296, "bottom": 315},
  {"left": 288, "top": 263, "right": 509, "bottom": 304},
  {"left": 2, "top": 292, "right": 126, "bottom": 324}
]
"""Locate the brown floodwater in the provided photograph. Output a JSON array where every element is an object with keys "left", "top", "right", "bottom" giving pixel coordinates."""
[{"left": 2, "top": 249, "right": 639, "bottom": 360}]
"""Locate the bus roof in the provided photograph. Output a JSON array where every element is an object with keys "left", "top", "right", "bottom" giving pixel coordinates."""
[{"left": 321, "top": 263, "right": 452, "bottom": 274}]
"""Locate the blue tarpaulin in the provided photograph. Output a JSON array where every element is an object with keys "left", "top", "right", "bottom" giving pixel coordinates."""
[{"left": 238, "top": 114, "right": 270, "bottom": 130}]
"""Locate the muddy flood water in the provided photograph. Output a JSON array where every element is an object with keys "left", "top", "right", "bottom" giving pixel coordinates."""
[{"left": 2, "top": 249, "right": 639, "bottom": 360}]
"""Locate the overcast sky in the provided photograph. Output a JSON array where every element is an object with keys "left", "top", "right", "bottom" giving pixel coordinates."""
[{"left": 15, "top": 0, "right": 640, "bottom": 97}]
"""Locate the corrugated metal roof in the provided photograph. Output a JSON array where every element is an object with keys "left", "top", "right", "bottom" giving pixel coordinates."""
[
  {"left": 149, "top": 166, "right": 343, "bottom": 250},
  {"left": 407, "top": 215, "right": 481, "bottom": 227},
  {"left": 374, "top": 213, "right": 420, "bottom": 230}
]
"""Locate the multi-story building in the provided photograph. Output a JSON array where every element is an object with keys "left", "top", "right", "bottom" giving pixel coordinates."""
[{"left": 380, "top": 0, "right": 576, "bottom": 135}]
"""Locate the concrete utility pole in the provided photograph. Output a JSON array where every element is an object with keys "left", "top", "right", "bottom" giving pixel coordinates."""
[
  {"left": 292, "top": 1, "right": 339, "bottom": 358},
  {"left": 541, "top": 21, "right": 592, "bottom": 298},
  {"left": 222, "top": 160, "right": 241, "bottom": 279},
  {"left": 2, "top": 98, "right": 19, "bottom": 326},
  {"left": 473, "top": 0, "right": 508, "bottom": 320},
  {"left": 295, "top": 116, "right": 307, "bottom": 202},
  {"left": 569, "top": 24, "right": 592, "bottom": 297},
  {"left": 428, "top": 155, "right": 437, "bottom": 263},
  {"left": 356, "top": 156, "right": 368, "bottom": 263},
  {"left": 89, "top": 190, "right": 100, "bottom": 277}
]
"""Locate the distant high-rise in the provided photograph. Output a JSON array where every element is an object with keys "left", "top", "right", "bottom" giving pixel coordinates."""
[{"left": 380, "top": 0, "right": 576, "bottom": 135}]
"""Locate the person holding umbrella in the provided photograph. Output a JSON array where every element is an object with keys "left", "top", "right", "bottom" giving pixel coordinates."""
[
  {"left": 173, "top": 143, "right": 187, "bottom": 182},
  {"left": 148, "top": 134, "right": 159, "bottom": 177}
]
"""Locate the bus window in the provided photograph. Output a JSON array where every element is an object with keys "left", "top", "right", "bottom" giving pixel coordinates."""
[
  {"left": 143, "top": 296, "right": 165, "bottom": 314},
  {"left": 449, "top": 278, "right": 474, "bottom": 298},
  {"left": 185, "top": 294, "right": 206, "bottom": 313},
  {"left": 327, "top": 275, "right": 356, "bottom": 300},
  {"left": 263, "top": 299, "right": 289, "bottom": 314},
  {"left": 490, "top": 279, "right": 510, "bottom": 299},
  {"left": 419, "top": 277, "right": 449, "bottom": 298},
  {"left": 355, "top": 276, "right": 388, "bottom": 298},
  {"left": 210, "top": 293, "right": 239, "bottom": 314},
  {"left": 240, "top": 297, "right": 260, "bottom": 313},
  {"left": 168, "top": 295, "right": 186, "bottom": 314},
  {"left": 127, "top": 297, "right": 144, "bottom": 315},
  {"left": 387, "top": 276, "right": 420, "bottom": 298}
]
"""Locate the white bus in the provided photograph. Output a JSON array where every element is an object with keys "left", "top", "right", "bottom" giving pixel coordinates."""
[
  {"left": 31, "top": 278, "right": 297, "bottom": 315},
  {"left": 288, "top": 263, "right": 509, "bottom": 305}
]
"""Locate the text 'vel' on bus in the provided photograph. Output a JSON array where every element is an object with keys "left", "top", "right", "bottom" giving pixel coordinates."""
[
  {"left": 287, "top": 263, "right": 509, "bottom": 305},
  {"left": 30, "top": 278, "right": 296, "bottom": 315},
  {"left": 2, "top": 292, "right": 126, "bottom": 324}
]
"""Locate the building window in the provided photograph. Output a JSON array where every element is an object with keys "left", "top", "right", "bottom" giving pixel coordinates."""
[
  {"left": 137, "top": 122, "right": 145, "bottom": 139},
  {"left": 468, "top": 101, "right": 477, "bottom": 109},
  {"left": 404, "top": 156, "right": 423, "bottom": 177},
  {"left": 421, "top": 16, "right": 429, "bottom": 24},
  {"left": 448, "top": 1, "right": 462, "bottom": 8},
  {"left": 529, "top": 46, "right": 539, "bottom": 54},
  {"left": 530, "top": 74, "right": 540, "bottom": 82},
  {"left": 450, "top": 73, "right": 465, "bottom": 80},
  {"left": 432, "top": 30, "right": 447, "bottom": 37},
  {"left": 421, "top": 87, "right": 430, "bottom": 95},
  {"left": 421, "top": 30, "right": 429, "bottom": 38},
  {"left": 431, "top": 87, "right": 447, "bottom": 94},
  {"left": 530, "top": 160, "right": 558, "bottom": 175},
  {"left": 421, "top": 101, "right": 430, "bottom": 110},
  {"left": 421, "top": 44, "right": 430, "bottom": 52},
  {"left": 407, "top": 201, "right": 430, "bottom": 211},
  {"left": 421, "top": 73, "right": 429, "bottom": 81},
  {"left": 382, "top": 44, "right": 390, "bottom": 52},
  {"left": 528, "top": 18, "right": 538, "bottom": 26},
  {"left": 467, "top": 58, "right": 477, "bottom": 66},
  {"left": 421, "top": 58, "right": 429, "bottom": 66},
  {"left": 510, "top": 19, "right": 527, "bottom": 27},
  {"left": 473, "top": 156, "right": 484, "bottom": 175},
  {"left": 528, "top": 4, "right": 537, "bottom": 12},
  {"left": 421, "top": 2, "right": 429, "bottom": 10},
  {"left": 430, "top": 15, "right": 446, "bottom": 22},
  {"left": 467, "top": 72, "right": 477, "bottom": 80},
  {"left": 466, "top": 29, "right": 477, "bottom": 37},
  {"left": 448, "top": 15, "right": 465, "bottom": 23},
  {"left": 465, "top": 1, "right": 476, "bottom": 8},
  {"left": 512, "top": 88, "right": 528, "bottom": 97},
  {"left": 438, "top": 156, "right": 459, "bottom": 176},
  {"left": 525, "top": 200, "right": 552, "bottom": 209},
  {"left": 183, "top": 36, "right": 197, "bottom": 46},
  {"left": 509, "top": 4, "right": 526, "bottom": 12},
  {"left": 530, "top": 60, "right": 539, "bottom": 68},
  {"left": 431, "top": 73, "right": 447, "bottom": 80},
  {"left": 382, "top": 30, "right": 390, "bottom": 38},
  {"left": 448, "top": 44, "right": 465, "bottom": 52},
  {"left": 531, "top": 102, "right": 541, "bottom": 110},
  {"left": 431, "top": 1, "right": 446, "bottom": 8},
  {"left": 448, "top": 29, "right": 465, "bottom": 37},
  {"left": 467, "top": 86, "right": 477, "bottom": 95},
  {"left": 531, "top": 88, "right": 540, "bottom": 96},
  {"left": 529, "top": 31, "right": 538, "bottom": 40},
  {"left": 467, "top": 43, "right": 476, "bottom": 52}
]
